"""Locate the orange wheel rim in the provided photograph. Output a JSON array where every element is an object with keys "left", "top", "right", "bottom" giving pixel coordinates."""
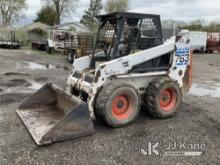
[
  {"left": 160, "top": 88, "right": 177, "bottom": 112},
  {"left": 112, "top": 95, "right": 132, "bottom": 120}
]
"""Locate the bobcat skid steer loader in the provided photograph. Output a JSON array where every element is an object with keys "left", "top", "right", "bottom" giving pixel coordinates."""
[{"left": 17, "top": 12, "right": 192, "bottom": 145}]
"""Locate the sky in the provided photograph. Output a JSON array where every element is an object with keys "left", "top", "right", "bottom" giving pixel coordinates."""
[{"left": 20, "top": 0, "right": 220, "bottom": 25}]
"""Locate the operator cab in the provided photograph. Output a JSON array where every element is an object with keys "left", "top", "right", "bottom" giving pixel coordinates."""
[{"left": 91, "top": 12, "right": 172, "bottom": 72}]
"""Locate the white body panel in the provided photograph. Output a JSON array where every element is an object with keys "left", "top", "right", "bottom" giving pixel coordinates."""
[
  {"left": 73, "top": 55, "right": 92, "bottom": 72},
  {"left": 97, "top": 37, "right": 175, "bottom": 78},
  {"left": 67, "top": 36, "right": 191, "bottom": 117}
]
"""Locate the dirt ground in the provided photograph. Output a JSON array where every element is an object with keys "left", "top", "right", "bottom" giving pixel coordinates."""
[{"left": 0, "top": 48, "right": 219, "bottom": 165}]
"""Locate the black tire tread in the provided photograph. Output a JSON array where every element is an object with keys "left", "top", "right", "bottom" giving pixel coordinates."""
[
  {"left": 145, "top": 77, "right": 180, "bottom": 118},
  {"left": 95, "top": 81, "right": 125, "bottom": 118},
  {"left": 95, "top": 80, "right": 140, "bottom": 127}
]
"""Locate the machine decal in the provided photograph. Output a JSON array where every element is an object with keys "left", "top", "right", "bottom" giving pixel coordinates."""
[{"left": 175, "top": 47, "right": 190, "bottom": 66}]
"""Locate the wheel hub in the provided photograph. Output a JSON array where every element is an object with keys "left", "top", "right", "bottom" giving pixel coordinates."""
[
  {"left": 160, "top": 88, "right": 177, "bottom": 111},
  {"left": 112, "top": 96, "right": 129, "bottom": 115},
  {"left": 160, "top": 90, "right": 172, "bottom": 106}
]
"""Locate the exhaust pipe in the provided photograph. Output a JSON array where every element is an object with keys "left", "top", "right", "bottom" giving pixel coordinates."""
[{"left": 17, "top": 83, "right": 95, "bottom": 145}]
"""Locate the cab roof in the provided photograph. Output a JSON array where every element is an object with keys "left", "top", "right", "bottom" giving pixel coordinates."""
[{"left": 96, "top": 12, "right": 160, "bottom": 21}]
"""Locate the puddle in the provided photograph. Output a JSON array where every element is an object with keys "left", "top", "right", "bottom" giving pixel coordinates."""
[
  {"left": 16, "top": 61, "right": 70, "bottom": 71},
  {"left": 0, "top": 79, "right": 44, "bottom": 94},
  {"left": 34, "top": 77, "right": 48, "bottom": 83},
  {"left": 28, "top": 81, "right": 44, "bottom": 90},
  {"left": 4, "top": 72, "right": 30, "bottom": 76},
  {"left": 208, "top": 63, "right": 219, "bottom": 67},
  {"left": 9, "top": 79, "right": 30, "bottom": 87},
  {"left": 189, "top": 83, "right": 220, "bottom": 98},
  {"left": 0, "top": 79, "right": 31, "bottom": 88},
  {"left": 16, "top": 61, "right": 56, "bottom": 70}
]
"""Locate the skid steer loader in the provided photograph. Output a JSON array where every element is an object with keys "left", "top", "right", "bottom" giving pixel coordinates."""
[{"left": 17, "top": 12, "right": 192, "bottom": 145}]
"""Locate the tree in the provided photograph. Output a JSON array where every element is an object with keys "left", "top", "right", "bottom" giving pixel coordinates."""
[
  {"left": 105, "top": 0, "right": 128, "bottom": 13},
  {"left": 162, "top": 19, "right": 186, "bottom": 29},
  {"left": 43, "top": 0, "right": 79, "bottom": 24},
  {"left": 34, "top": 6, "right": 57, "bottom": 26},
  {"left": 180, "top": 19, "right": 205, "bottom": 31},
  {"left": 0, "top": 0, "right": 27, "bottom": 26},
  {"left": 80, "top": 0, "right": 103, "bottom": 31},
  {"left": 204, "top": 21, "right": 220, "bottom": 32}
]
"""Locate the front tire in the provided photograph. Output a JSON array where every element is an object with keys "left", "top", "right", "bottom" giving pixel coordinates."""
[
  {"left": 95, "top": 82, "right": 141, "bottom": 127},
  {"left": 144, "top": 77, "right": 182, "bottom": 118}
]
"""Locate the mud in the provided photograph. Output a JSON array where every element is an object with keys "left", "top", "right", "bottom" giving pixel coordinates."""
[
  {"left": 0, "top": 49, "right": 219, "bottom": 165},
  {"left": 58, "top": 65, "right": 70, "bottom": 71}
]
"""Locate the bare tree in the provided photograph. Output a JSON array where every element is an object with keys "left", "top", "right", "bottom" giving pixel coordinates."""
[
  {"left": 0, "top": 0, "right": 27, "bottom": 26},
  {"left": 43, "top": 0, "right": 79, "bottom": 24}
]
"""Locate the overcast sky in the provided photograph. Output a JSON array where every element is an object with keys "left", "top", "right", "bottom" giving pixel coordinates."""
[{"left": 21, "top": 0, "right": 220, "bottom": 25}]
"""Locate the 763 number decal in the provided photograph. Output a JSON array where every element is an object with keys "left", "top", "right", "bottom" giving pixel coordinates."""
[{"left": 175, "top": 47, "right": 190, "bottom": 66}]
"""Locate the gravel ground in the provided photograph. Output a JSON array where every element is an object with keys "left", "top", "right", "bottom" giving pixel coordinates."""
[{"left": 0, "top": 48, "right": 219, "bottom": 165}]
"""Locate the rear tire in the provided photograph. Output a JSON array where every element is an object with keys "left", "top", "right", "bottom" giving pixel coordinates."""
[
  {"left": 144, "top": 77, "right": 182, "bottom": 118},
  {"left": 95, "top": 81, "right": 141, "bottom": 127}
]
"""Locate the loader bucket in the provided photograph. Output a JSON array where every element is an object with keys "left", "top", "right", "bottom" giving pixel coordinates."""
[{"left": 16, "top": 83, "right": 95, "bottom": 145}]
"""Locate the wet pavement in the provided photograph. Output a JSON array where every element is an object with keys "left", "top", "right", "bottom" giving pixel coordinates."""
[
  {"left": 16, "top": 61, "right": 69, "bottom": 71},
  {"left": 189, "top": 82, "right": 220, "bottom": 98}
]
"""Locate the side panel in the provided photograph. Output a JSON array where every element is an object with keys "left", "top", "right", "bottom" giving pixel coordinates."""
[
  {"left": 169, "top": 36, "right": 192, "bottom": 93},
  {"left": 97, "top": 37, "right": 175, "bottom": 79},
  {"left": 73, "top": 55, "right": 92, "bottom": 72},
  {"left": 115, "top": 72, "right": 167, "bottom": 95}
]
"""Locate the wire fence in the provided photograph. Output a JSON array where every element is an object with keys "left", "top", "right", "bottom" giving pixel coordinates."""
[{"left": 62, "top": 33, "right": 95, "bottom": 57}]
